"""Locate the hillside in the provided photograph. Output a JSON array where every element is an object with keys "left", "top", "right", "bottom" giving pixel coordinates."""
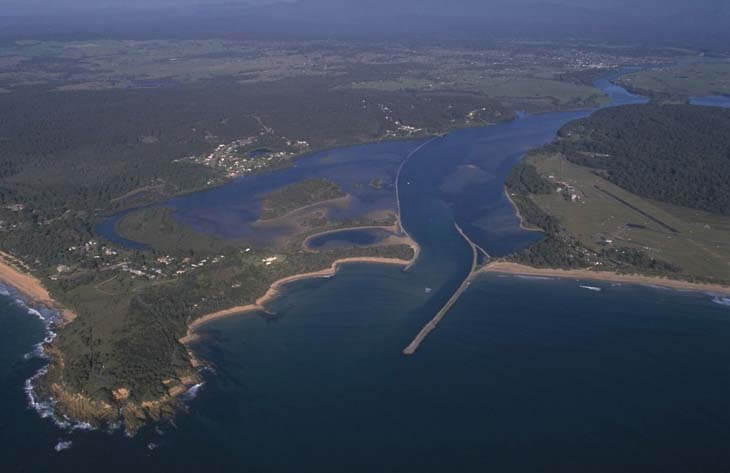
[{"left": 554, "top": 104, "right": 730, "bottom": 215}]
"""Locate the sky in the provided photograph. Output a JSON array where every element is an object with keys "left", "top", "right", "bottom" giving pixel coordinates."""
[
  {"left": 1, "top": 0, "right": 728, "bottom": 47},
  {"left": 1, "top": 0, "right": 724, "bottom": 15}
]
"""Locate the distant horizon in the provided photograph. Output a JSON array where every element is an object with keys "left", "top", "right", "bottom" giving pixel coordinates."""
[{"left": 1, "top": 0, "right": 728, "bottom": 49}]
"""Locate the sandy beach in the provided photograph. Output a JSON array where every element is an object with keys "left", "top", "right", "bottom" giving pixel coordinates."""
[
  {"left": 302, "top": 222, "right": 421, "bottom": 266},
  {"left": 0, "top": 251, "right": 76, "bottom": 324},
  {"left": 180, "top": 256, "right": 412, "bottom": 344},
  {"left": 481, "top": 261, "right": 730, "bottom": 296}
]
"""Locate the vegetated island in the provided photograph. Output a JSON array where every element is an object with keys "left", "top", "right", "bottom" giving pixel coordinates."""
[
  {"left": 259, "top": 178, "right": 347, "bottom": 220},
  {"left": 490, "top": 103, "right": 730, "bottom": 293}
]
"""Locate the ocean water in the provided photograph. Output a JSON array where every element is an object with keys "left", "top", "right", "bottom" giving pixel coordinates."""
[
  {"left": 3, "top": 72, "right": 730, "bottom": 471},
  {"left": 3, "top": 275, "right": 730, "bottom": 472}
]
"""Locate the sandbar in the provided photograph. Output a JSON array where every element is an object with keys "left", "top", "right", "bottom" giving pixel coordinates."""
[{"left": 180, "top": 256, "right": 412, "bottom": 344}]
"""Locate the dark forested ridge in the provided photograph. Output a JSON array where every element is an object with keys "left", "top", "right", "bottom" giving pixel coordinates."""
[{"left": 554, "top": 104, "right": 730, "bottom": 215}]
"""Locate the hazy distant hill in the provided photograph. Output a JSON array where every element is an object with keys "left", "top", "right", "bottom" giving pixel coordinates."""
[{"left": 1, "top": 0, "right": 728, "bottom": 48}]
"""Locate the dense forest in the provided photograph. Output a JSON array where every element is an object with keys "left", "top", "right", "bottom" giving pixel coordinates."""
[{"left": 553, "top": 104, "right": 730, "bottom": 215}]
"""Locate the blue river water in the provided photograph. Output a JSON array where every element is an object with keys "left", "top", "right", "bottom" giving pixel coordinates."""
[
  {"left": 2, "top": 73, "right": 730, "bottom": 472},
  {"left": 690, "top": 95, "right": 730, "bottom": 108}
]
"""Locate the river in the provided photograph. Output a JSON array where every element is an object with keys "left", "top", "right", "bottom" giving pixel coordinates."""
[{"left": 2, "top": 71, "right": 730, "bottom": 472}]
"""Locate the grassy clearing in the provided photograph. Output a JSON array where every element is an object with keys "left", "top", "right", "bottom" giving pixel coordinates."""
[
  {"left": 526, "top": 153, "right": 730, "bottom": 282},
  {"left": 348, "top": 74, "right": 608, "bottom": 107},
  {"left": 618, "top": 61, "right": 730, "bottom": 98},
  {"left": 469, "top": 76, "right": 607, "bottom": 104}
]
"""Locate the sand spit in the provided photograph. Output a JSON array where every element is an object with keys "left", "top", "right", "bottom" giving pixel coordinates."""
[
  {"left": 181, "top": 256, "right": 412, "bottom": 344},
  {"left": 302, "top": 224, "right": 419, "bottom": 255},
  {"left": 480, "top": 262, "right": 730, "bottom": 296}
]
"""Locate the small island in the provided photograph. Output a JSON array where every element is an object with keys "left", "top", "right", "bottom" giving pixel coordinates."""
[{"left": 260, "top": 178, "right": 347, "bottom": 220}]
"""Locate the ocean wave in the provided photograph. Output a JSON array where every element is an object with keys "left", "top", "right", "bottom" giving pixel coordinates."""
[
  {"left": 0, "top": 286, "right": 9, "bottom": 297},
  {"left": 711, "top": 296, "right": 730, "bottom": 307},
  {"left": 18, "top": 302, "right": 94, "bottom": 433},
  {"left": 514, "top": 275, "right": 554, "bottom": 281},
  {"left": 579, "top": 285, "right": 602, "bottom": 292},
  {"left": 54, "top": 440, "right": 72, "bottom": 452},
  {"left": 106, "top": 421, "right": 122, "bottom": 434},
  {"left": 181, "top": 382, "right": 205, "bottom": 401},
  {"left": 25, "top": 370, "right": 99, "bottom": 432}
]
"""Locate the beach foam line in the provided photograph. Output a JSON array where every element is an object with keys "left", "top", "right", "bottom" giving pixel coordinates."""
[
  {"left": 182, "top": 256, "right": 413, "bottom": 342},
  {"left": 9, "top": 290, "right": 95, "bottom": 433},
  {"left": 579, "top": 285, "right": 602, "bottom": 292},
  {"left": 712, "top": 296, "right": 730, "bottom": 307},
  {"left": 181, "top": 382, "right": 205, "bottom": 401},
  {"left": 480, "top": 262, "right": 730, "bottom": 296}
]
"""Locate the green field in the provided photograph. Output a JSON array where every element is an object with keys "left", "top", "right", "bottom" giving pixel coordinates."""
[
  {"left": 526, "top": 153, "right": 730, "bottom": 282},
  {"left": 116, "top": 206, "right": 234, "bottom": 254},
  {"left": 348, "top": 75, "right": 609, "bottom": 107},
  {"left": 618, "top": 61, "right": 730, "bottom": 99}
]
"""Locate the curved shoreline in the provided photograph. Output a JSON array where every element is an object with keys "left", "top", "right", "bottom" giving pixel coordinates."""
[
  {"left": 180, "top": 256, "right": 413, "bottom": 344},
  {"left": 480, "top": 262, "right": 730, "bottom": 296},
  {"left": 503, "top": 188, "right": 543, "bottom": 233},
  {"left": 181, "top": 137, "right": 433, "bottom": 347},
  {"left": 0, "top": 251, "right": 76, "bottom": 324},
  {"left": 302, "top": 224, "right": 421, "bottom": 266}
]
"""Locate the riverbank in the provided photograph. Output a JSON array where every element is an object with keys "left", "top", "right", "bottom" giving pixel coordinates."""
[
  {"left": 503, "top": 188, "right": 542, "bottom": 233},
  {"left": 181, "top": 256, "right": 413, "bottom": 345},
  {"left": 481, "top": 262, "right": 730, "bottom": 295},
  {"left": 0, "top": 251, "right": 76, "bottom": 324}
]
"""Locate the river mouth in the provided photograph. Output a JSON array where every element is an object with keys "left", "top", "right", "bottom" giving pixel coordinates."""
[
  {"left": 6, "top": 70, "right": 730, "bottom": 471},
  {"left": 99, "top": 69, "right": 649, "bottom": 351}
]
